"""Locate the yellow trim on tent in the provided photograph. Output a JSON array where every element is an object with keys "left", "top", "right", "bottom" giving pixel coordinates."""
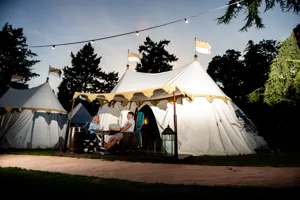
[
  {"left": 73, "top": 84, "right": 231, "bottom": 104},
  {"left": 73, "top": 85, "right": 183, "bottom": 102},
  {"left": 187, "top": 94, "right": 231, "bottom": 103},
  {"left": 2, "top": 106, "right": 67, "bottom": 114}
]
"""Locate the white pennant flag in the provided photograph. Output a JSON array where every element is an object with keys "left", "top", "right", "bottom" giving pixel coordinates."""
[
  {"left": 195, "top": 40, "right": 211, "bottom": 55},
  {"left": 11, "top": 75, "right": 23, "bottom": 83},
  {"left": 128, "top": 51, "right": 141, "bottom": 62}
]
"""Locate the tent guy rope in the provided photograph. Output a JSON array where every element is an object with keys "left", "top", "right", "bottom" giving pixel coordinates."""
[{"left": 29, "top": 0, "right": 245, "bottom": 48}]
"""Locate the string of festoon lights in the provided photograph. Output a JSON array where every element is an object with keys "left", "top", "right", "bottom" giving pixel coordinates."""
[{"left": 29, "top": 0, "right": 245, "bottom": 49}]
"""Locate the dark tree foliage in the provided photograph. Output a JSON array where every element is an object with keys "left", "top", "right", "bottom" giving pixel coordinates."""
[
  {"left": 136, "top": 36, "right": 178, "bottom": 73},
  {"left": 293, "top": 24, "right": 300, "bottom": 48},
  {"left": 57, "top": 43, "right": 118, "bottom": 111},
  {"left": 207, "top": 37, "right": 300, "bottom": 151},
  {"left": 243, "top": 40, "right": 280, "bottom": 99},
  {"left": 0, "top": 23, "right": 40, "bottom": 96},
  {"left": 218, "top": 0, "right": 300, "bottom": 31},
  {"left": 207, "top": 40, "right": 279, "bottom": 103},
  {"left": 207, "top": 50, "right": 245, "bottom": 102}
]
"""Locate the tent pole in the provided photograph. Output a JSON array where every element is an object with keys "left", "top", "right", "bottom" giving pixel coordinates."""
[
  {"left": 172, "top": 91, "right": 178, "bottom": 159},
  {"left": 63, "top": 98, "right": 75, "bottom": 152}
]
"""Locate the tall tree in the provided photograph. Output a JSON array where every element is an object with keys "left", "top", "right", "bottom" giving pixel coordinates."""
[
  {"left": 207, "top": 49, "right": 244, "bottom": 102},
  {"left": 0, "top": 23, "right": 39, "bottom": 96},
  {"left": 218, "top": 0, "right": 300, "bottom": 31},
  {"left": 249, "top": 26, "right": 300, "bottom": 105},
  {"left": 135, "top": 36, "right": 178, "bottom": 73},
  {"left": 207, "top": 40, "right": 279, "bottom": 103},
  {"left": 293, "top": 24, "right": 300, "bottom": 48},
  {"left": 243, "top": 40, "right": 280, "bottom": 97},
  {"left": 57, "top": 43, "right": 118, "bottom": 111}
]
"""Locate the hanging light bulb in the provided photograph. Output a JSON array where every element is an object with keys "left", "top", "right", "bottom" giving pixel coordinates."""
[
  {"left": 52, "top": 45, "right": 55, "bottom": 50},
  {"left": 136, "top": 31, "right": 139, "bottom": 36},
  {"left": 237, "top": 2, "right": 241, "bottom": 7},
  {"left": 185, "top": 18, "right": 188, "bottom": 23},
  {"left": 18, "top": 48, "right": 21, "bottom": 51},
  {"left": 90, "top": 40, "right": 94, "bottom": 44}
]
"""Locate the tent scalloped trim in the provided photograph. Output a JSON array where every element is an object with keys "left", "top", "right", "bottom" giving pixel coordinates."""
[
  {"left": 73, "top": 85, "right": 183, "bottom": 102},
  {"left": 73, "top": 84, "right": 231, "bottom": 106},
  {"left": 2, "top": 106, "right": 67, "bottom": 114}
]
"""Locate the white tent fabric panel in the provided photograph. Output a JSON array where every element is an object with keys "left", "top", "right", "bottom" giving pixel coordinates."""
[
  {"left": 152, "top": 98, "right": 254, "bottom": 155},
  {"left": 0, "top": 110, "right": 67, "bottom": 149},
  {"left": 0, "top": 110, "right": 33, "bottom": 148},
  {"left": 112, "top": 61, "right": 227, "bottom": 97},
  {"left": 94, "top": 61, "right": 267, "bottom": 155},
  {"left": 98, "top": 104, "right": 121, "bottom": 130},
  {"left": 98, "top": 103, "right": 137, "bottom": 130},
  {"left": 96, "top": 98, "right": 266, "bottom": 155},
  {"left": 0, "top": 83, "right": 66, "bottom": 113},
  {"left": 119, "top": 110, "right": 131, "bottom": 127}
]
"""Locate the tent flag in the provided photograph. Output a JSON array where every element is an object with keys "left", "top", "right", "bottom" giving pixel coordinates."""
[
  {"left": 216, "top": 79, "right": 224, "bottom": 88},
  {"left": 195, "top": 40, "right": 211, "bottom": 55},
  {"left": 49, "top": 65, "right": 62, "bottom": 78},
  {"left": 11, "top": 75, "right": 23, "bottom": 83},
  {"left": 128, "top": 50, "right": 141, "bottom": 62}
]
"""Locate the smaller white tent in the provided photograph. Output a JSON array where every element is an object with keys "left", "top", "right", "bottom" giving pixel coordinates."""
[
  {"left": 69, "top": 103, "right": 91, "bottom": 124},
  {"left": 0, "top": 82, "right": 68, "bottom": 149}
]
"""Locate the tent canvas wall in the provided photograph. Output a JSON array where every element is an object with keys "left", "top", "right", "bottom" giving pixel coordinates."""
[
  {"left": 75, "top": 61, "right": 267, "bottom": 156},
  {"left": 0, "top": 82, "right": 68, "bottom": 149},
  {"left": 69, "top": 103, "right": 91, "bottom": 124}
]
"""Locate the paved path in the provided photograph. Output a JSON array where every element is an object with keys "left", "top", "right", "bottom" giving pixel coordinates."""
[{"left": 0, "top": 154, "right": 299, "bottom": 188}]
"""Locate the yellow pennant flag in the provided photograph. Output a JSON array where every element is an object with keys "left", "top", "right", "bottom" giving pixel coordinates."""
[
  {"left": 195, "top": 40, "right": 211, "bottom": 55},
  {"left": 49, "top": 66, "right": 62, "bottom": 77},
  {"left": 128, "top": 51, "right": 141, "bottom": 62}
]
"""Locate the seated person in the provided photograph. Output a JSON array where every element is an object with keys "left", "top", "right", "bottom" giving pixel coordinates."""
[
  {"left": 88, "top": 115, "right": 101, "bottom": 134},
  {"left": 102, "top": 112, "right": 135, "bottom": 151}
]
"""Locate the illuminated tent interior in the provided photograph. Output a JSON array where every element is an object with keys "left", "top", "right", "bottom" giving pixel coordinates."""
[
  {"left": 74, "top": 60, "right": 267, "bottom": 156},
  {"left": 0, "top": 82, "right": 68, "bottom": 149}
]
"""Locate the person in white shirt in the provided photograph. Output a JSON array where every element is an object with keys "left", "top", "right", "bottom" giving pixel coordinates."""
[{"left": 103, "top": 112, "right": 135, "bottom": 151}]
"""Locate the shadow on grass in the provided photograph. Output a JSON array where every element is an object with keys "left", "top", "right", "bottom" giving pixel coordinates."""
[
  {"left": 1, "top": 148, "right": 300, "bottom": 167},
  {"left": 0, "top": 167, "right": 298, "bottom": 198}
]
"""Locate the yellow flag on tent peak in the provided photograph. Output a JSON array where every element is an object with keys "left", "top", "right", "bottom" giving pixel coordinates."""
[
  {"left": 49, "top": 66, "right": 62, "bottom": 78},
  {"left": 195, "top": 40, "right": 211, "bottom": 55},
  {"left": 128, "top": 51, "right": 141, "bottom": 62}
]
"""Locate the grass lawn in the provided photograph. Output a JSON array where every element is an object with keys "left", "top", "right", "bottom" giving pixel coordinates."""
[
  {"left": 1, "top": 148, "right": 300, "bottom": 167},
  {"left": 0, "top": 167, "right": 298, "bottom": 198}
]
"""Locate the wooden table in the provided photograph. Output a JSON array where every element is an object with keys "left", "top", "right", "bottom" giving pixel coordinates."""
[{"left": 95, "top": 130, "right": 113, "bottom": 147}]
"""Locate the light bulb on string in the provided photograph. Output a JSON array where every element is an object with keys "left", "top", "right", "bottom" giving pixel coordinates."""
[
  {"left": 28, "top": 1, "right": 248, "bottom": 49},
  {"left": 18, "top": 48, "right": 21, "bottom": 51}
]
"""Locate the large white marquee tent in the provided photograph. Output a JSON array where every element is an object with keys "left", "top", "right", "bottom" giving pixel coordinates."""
[
  {"left": 74, "top": 60, "right": 267, "bottom": 156},
  {"left": 0, "top": 82, "right": 68, "bottom": 149}
]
